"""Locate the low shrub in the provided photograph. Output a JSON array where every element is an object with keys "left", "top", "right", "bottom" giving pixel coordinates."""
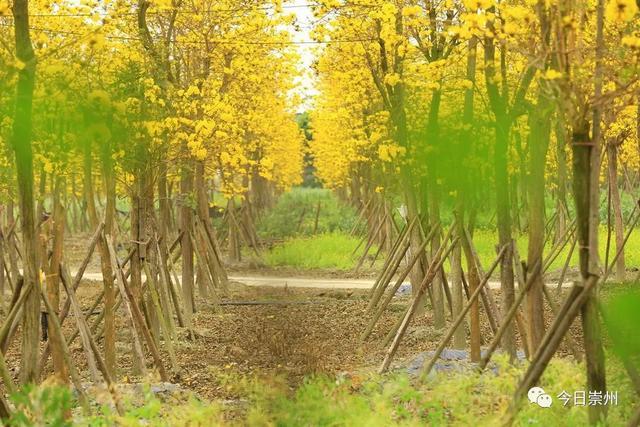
[{"left": 257, "top": 188, "right": 357, "bottom": 239}]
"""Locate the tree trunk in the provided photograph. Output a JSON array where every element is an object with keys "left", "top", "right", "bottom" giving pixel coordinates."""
[
  {"left": 526, "top": 96, "right": 551, "bottom": 353},
  {"left": 495, "top": 117, "right": 517, "bottom": 359},
  {"left": 580, "top": 0, "right": 607, "bottom": 422},
  {"left": 180, "top": 155, "right": 195, "bottom": 328},
  {"left": 46, "top": 177, "right": 68, "bottom": 380},
  {"left": 555, "top": 118, "right": 569, "bottom": 243},
  {"left": 158, "top": 158, "right": 171, "bottom": 239},
  {"left": 427, "top": 89, "right": 445, "bottom": 329},
  {"left": 100, "top": 137, "right": 117, "bottom": 376},
  {"left": 195, "top": 161, "right": 211, "bottom": 297},
  {"left": 572, "top": 123, "right": 607, "bottom": 424},
  {"left": 12, "top": 0, "right": 40, "bottom": 384},
  {"left": 428, "top": 191, "right": 444, "bottom": 329},
  {"left": 451, "top": 227, "right": 465, "bottom": 349},
  {"left": 607, "top": 142, "right": 625, "bottom": 281}
]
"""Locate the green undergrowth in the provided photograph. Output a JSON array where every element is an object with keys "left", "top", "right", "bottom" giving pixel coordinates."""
[
  {"left": 257, "top": 187, "right": 357, "bottom": 239},
  {"left": 262, "top": 232, "right": 378, "bottom": 271},
  {"left": 9, "top": 355, "right": 636, "bottom": 426},
  {"left": 232, "top": 356, "right": 636, "bottom": 426},
  {"left": 469, "top": 226, "right": 640, "bottom": 275}
]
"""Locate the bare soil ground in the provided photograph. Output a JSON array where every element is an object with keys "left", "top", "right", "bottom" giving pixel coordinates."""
[
  {"left": 3, "top": 278, "right": 582, "bottom": 403},
  {"left": 0, "top": 232, "right": 586, "bottom": 420}
]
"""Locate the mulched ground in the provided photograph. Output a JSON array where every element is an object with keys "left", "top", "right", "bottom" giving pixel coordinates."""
[{"left": 3, "top": 275, "right": 584, "bottom": 406}]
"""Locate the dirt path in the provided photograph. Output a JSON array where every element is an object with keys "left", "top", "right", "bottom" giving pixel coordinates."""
[{"left": 77, "top": 272, "right": 566, "bottom": 290}]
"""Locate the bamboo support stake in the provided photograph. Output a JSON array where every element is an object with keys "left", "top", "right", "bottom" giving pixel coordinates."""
[
  {"left": 156, "top": 239, "right": 185, "bottom": 328},
  {"left": 478, "top": 259, "right": 543, "bottom": 371},
  {"left": 228, "top": 208, "right": 260, "bottom": 259},
  {"left": 0, "top": 347, "right": 16, "bottom": 395},
  {"left": 367, "top": 218, "right": 414, "bottom": 299},
  {"left": 506, "top": 276, "right": 599, "bottom": 424},
  {"left": 555, "top": 234, "right": 577, "bottom": 295},
  {"left": 361, "top": 238, "right": 429, "bottom": 341},
  {"left": 351, "top": 202, "right": 383, "bottom": 255},
  {"left": 367, "top": 239, "right": 411, "bottom": 312},
  {"left": 313, "top": 201, "right": 321, "bottom": 234},
  {"left": 542, "top": 221, "right": 577, "bottom": 272},
  {"left": 379, "top": 223, "right": 458, "bottom": 374},
  {"left": 61, "top": 270, "right": 125, "bottom": 415},
  {"left": 1, "top": 276, "right": 25, "bottom": 355},
  {"left": 60, "top": 267, "right": 99, "bottom": 382},
  {"left": 383, "top": 304, "right": 410, "bottom": 347},
  {"left": 439, "top": 268, "right": 454, "bottom": 317},
  {"left": 603, "top": 208, "right": 639, "bottom": 283},
  {"left": 511, "top": 246, "right": 532, "bottom": 357},
  {"left": 0, "top": 280, "right": 31, "bottom": 349},
  {"left": 190, "top": 229, "right": 215, "bottom": 296},
  {"left": 541, "top": 285, "right": 582, "bottom": 360},
  {"left": 368, "top": 219, "right": 422, "bottom": 308},
  {"left": 421, "top": 245, "right": 508, "bottom": 378},
  {"left": 196, "top": 215, "right": 229, "bottom": 291},
  {"left": 354, "top": 213, "right": 388, "bottom": 273},
  {"left": 464, "top": 228, "right": 501, "bottom": 326},
  {"left": 369, "top": 233, "right": 387, "bottom": 268},
  {"left": 40, "top": 291, "right": 91, "bottom": 414},
  {"left": 194, "top": 222, "right": 223, "bottom": 293},
  {"left": 105, "top": 237, "right": 150, "bottom": 378},
  {"left": 52, "top": 224, "right": 105, "bottom": 327},
  {"left": 350, "top": 198, "right": 373, "bottom": 236},
  {"left": 142, "top": 262, "right": 181, "bottom": 377}
]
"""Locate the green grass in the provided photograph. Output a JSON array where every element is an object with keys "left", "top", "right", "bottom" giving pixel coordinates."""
[
  {"left": 229, "top": 355, "right": 637, "bottom": 426},
  {"left": 470, "top": 226, "right": 640, "bottom": 274},
  {"left": 263, "top": 232, "right": 377, "bottom": 271}
]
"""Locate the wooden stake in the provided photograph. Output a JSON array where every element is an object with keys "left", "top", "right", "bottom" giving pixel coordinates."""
[
  {"left": 60, "top": 267, "right": 99, "bottom": 382},
  {"left": 506, "top": 276, "right": 599, "bottom": 424},
  {"left": 379, "top": 223, "right": 458, "bottom": 374},
  {"left": 105, "top": 237, "right": 150, "bottom": 378},
  {"left": 40, "top": 291, "right": 91, "bottom": 414},
  {"left": 367, "top": 218, "right": 414, "bottom": 299},
  {"left": 60, "top": 268, "right": 125, "bottom": 415},
  {"left": 421, "top": 245, "right": 507, "bottom": 378},
  {"left": 479, "top": 258, "right": 543, "bottom": 371},
  {"left": 142, "top": 261, "right": 180, "bottom": 377},
  {"left": 155, "top": 238, "right": 184, "bottom": 328}
]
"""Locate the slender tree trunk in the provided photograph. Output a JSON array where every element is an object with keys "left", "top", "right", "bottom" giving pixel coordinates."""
[
  {"left": 457, "top": 36, "right": 479, "bottom": 357},
  {"left": 100, "top": 138, "right": 117, "bottom": 376},
  {"left": 573, "top": 122, "right": 607, "bottom": 424},
  {"left": 0, "top": 222, "right": 4, "bottom": 315},
  {"left": 46, "top": 177, "right": 68, "bottom": 380},
  {"left": 12, "top": 0, "right": 40, "bottom": 384},
  {"left": 180, "top": 155, "right": 195, "bottom": 328},
  {"left": 428, "top": 193, "right": 444, "bottom": 329},
  {"left": 579, "top": 1, "right": 607, "bottom": 422},
  {"left": 158, "top": 157, "right": 171, "bottom": 240},
  {"left": 484, "top": 24, "right": 517, "bottom": 359},
  {"left": 555, "top": 118, "right": 569, "bottom": 243},
  {"left": 526, "top": 96, "right": 551, "bottom": 352},
  {"left": 195, "top": 161, "right": 211, "bottom": 297},
  {"left": 451, "top": 225, "right": 465, "bottom": 349},
  {"left": 427, "top": 89, "right": 445, "bottom": 329},
  {"left": 228, "top": 198, "right": 241, "bottom": 263},
  {"left": 129, "top": 170, "right": 145, "bottom": 374},
  {"left": 607, "top": 141, "right": 625, "bottom": 281},
  {"left": 495, "top": 117, "right": 517, "bottom": 359},
  {"left": 6, "top": 201, "right": 19, "bottom": 282}
]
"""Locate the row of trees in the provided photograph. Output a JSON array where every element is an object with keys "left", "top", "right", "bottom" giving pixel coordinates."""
[
  {"left": 310, "top": 0, "right": 639, "bottom": 423},
  {"left": 0, "top": 0, "right": 304, "bottom": 387}
]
